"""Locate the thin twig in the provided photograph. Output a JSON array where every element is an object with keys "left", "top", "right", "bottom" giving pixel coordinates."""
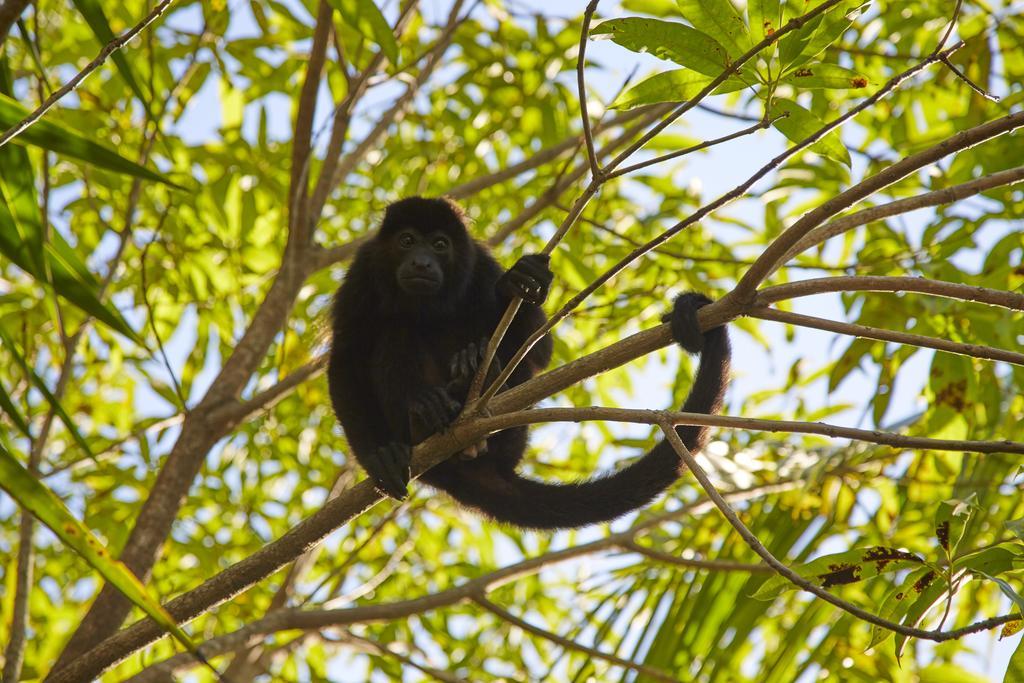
[
  {"left": 576, "top": 0, "right": 602, "bottom": 179},
  {"left": 750, "top": 306, "right": 1024, "bottom": 366},
  {"left": 0, "top": 0, "right": 176, "bottom": 147},
  {"left": 658, "top": 424, "right": 1021, "bottom": 643},
  {"left": 473, "top": 594, "right": 681, "bottom": 683},
  {"left": 607, "top": 113, "right": 782, "bottom": 179},
  {"left": 779, "top": 166, "right": 1024, "bottom": 264},
  {"left": 758, "top": 276, "right": 1024, "bottom": 311}
]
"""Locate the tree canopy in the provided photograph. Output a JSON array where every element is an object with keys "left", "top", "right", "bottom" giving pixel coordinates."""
[{"left": 0, "top": 0, "right": 1023, "bottom": 681}]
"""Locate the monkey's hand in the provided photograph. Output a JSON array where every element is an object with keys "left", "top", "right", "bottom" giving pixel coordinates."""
[
  {"left": 663, "top": 292, "right": 714, "bottom": 354},
  {"left": 369, "top": 442, "right": 412, "bottom": 500},
  {"left": 448, "top": 338, "right": 504, "bottom": 397},
  {"left": 409, "top": 386, "right": 462, "bottom": 444},
  {"left": 447, "top": 338, "right": 503, "bottom": 459},
  {"left": 496, "top": 254, "right": 553, "bottom": 306}
]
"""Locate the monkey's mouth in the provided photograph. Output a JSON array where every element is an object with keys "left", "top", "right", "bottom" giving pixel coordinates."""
[{"left": 399, "top": 276, "right": 442, "bottom": 292}]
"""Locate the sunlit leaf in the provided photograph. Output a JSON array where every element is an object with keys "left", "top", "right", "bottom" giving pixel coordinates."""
[
  {"left": 0, "top": 442, "right": 205, "bottom": 664},
  {"left": 328, "top": 0, "right": 399, "bottom": 66},
  {"left": 767, "top": 96, "right": 851, "bottom": 166},
  {"left": 0, "top": 94, "right": 181, "bottom": 188}
]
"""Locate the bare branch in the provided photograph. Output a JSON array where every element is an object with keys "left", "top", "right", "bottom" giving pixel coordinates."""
[
  {"left": 576, "top": 1, "right": 601, "bottom": 178},
  {"left": 0, "top": 0, "right": 176, "bottom": 147},
  {"left": 480, "top": 39, "right": 966, "bottom": 410},
  {"left": 607, "top": 113, "right": 780, "bottom": 179},
  {"left": 732, "top": 107, "right": 1024, "bottom": 301},
  {"left": 779, "top": 166, "right": 1024, "bottom": 267},
  {"left": 750, "top": 306, "right": 1024, "bottom": 366},
  {"left": 758, "top": 276, "right": 1024, "bottom": 311},
  {"left": 659, "top": 424, "right": 1021, "bottom": 643},
  {"left": 87, "top": 484, "right": 798, "bottom": 681},
  {"left": 0, "top": 0, "right": 30, "bottom": 44}
]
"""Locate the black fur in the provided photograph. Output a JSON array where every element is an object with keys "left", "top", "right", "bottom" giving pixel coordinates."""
[{"left": 328, "top": 197, "right": 731, "bottom": 529}]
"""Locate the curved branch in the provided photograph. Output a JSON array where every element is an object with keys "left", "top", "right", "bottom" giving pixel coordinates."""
[
  {"left": 659, "top": 424, "right": 1022, "bottom": 644},
  {"left": 576, "top": 1, "right": 601, "bottom": 178},
  {"left": 0, "top": 0, "right": 176, "bottom": 147},
  {"left": 750, "top": 307, "right": 1024, "bottom": 366},
  {"left": 731, "top": 108, "right": 1024, "bottom": 300},
  {"left": 758, "top": 276, "right": 1024, "bottom": 311},
  {"left": 779, "top": 166, "right": 1024, "bottom": 264},
  {"left": 100, "top": 483, "right": 797, "bottom": 681}
]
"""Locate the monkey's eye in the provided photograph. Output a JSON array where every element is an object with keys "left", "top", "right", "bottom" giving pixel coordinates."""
[
  {"left": 397, "top": 232, "right": 416, "bottom": 249},
  {"left": 431, "top": 236, "right": 451, "bottom": 252}
]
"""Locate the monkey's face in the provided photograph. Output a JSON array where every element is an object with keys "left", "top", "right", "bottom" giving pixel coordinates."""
[{"left": 392, "top": 228, "right": 453, "bottom": 295}]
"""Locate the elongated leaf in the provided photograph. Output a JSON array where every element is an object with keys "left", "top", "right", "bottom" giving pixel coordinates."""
[
  {"left": 780, "top": 63, "right": 869, "bottom": 89},
  {"left": 328, "top": 0, "right": 399, "bottom": 65},
  {"left": 0, "top": 326, "right": 93, "bottom": 459},
  {"left": 0, "top": 381, "right": 30, "bottom": 437},
  {"left": 0, "top": 94, "right": 181, "bottom": 188},
  {"left": 748, "top": 0, "right": 781, "bottom": 42},
  {"left": 1007, "top": 633, "right": 1024, "bottom": 683},
  {"left": 592, "top": 18, "right": 733, "bottom": 78},
  {"left": 612, "top": 68, "right": 747, "bottom": 109},
  {"left": 934, "top": 496, "right": 974, "bottom": 560},
  {"left": 70, "top": 0, "right": 154, "bottom": 119},
  {"left": 676, "top": 0, "right": 752, "bottom": 58},
  {"left": 752, "top": 546, "right": 924, "bottom": 600},
  {"left": 767, "top": 97, "right": 851, "bottom": 166},
  {"left": 867, "top": 567, "right": 938, "bottom": 650},
  {"left": 0, "top": 192, "right": 140, "bottom": 340},
  {"left": 780, "top": 0, "right": 868, "bottom": 71},
  {"left": 623, "top": 0, "right": 678, "bottom": 15},
  {"left": 0, "top": 442, "right": 203, "bottom": 661}
]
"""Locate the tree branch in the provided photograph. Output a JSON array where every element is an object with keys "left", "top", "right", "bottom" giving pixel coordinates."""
[
  {"left": 750, "top": 306, "right": 1024, "bottom": 366},
  {"left": 758, "top": 276, "right": 1024, "bottom": 311},
  {"left": 659, "top": 424, "right": 1022, "bottom": 644},
  {"left": 0, "top": 0, "right": 176, "bottom": 147},
  {"left": 778, "top": 166, "right": 1024, "bottom": 269}
]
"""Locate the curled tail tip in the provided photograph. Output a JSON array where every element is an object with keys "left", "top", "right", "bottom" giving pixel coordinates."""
[{"left": 665, "top": 291, "right": 726, "bottom": 355}]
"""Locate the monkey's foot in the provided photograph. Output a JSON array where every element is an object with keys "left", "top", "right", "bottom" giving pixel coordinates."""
[
  {"left": 371, "top": 442, "right": 412, "bottom": 500},
  {"left": 663, "top": 292, "right": 713, "bottom": 354},
  {"left": 409, "top": 386, "right": 462, "bottom": 443},
  {"left": 497, "top": 254, "right": 553, "bottom": 306},
  {"left": 448, "top": 338, "right": 503, "bottom": 395},
  {"left": 457, "top": 440, "right": 489, "bottom": 461}
]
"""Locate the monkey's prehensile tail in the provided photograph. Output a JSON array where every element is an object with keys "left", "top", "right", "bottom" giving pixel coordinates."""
[{"left": 432, "top": 318, "right": 730, "bottom": 529}]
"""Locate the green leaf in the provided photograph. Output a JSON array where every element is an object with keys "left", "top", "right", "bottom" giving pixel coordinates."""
[
  {"left": 0, "top": 94, "right": 181, "bottom": 189},
  {"left": 328, "top": 0, "right": 399, "bottom": 66},
  {"left": 612, "top": 69, "right": 747, "bottom": 110},
  {"left": 0, "top": 325, "right": 94, "bottom": 460},
  {"left": 591, "top": 18, "right": 733, "bottom": 78},
  {"left": 779, "top": 0, "right": 868, "bottom": 71},
  {"left": 748, "top": 0, "right": 781, "bottom": 42},
  {"left": 0, "top": 191, "right": 140, "bottom": 341},
  {"left": 1007, "top": 633, "right": 1024, "bottom": 683},
  {"left": 934, "top": 496, "right": 975, "bottom": 559},
  {"left": 977, "top": 572, "right": 1024, "bottom": 613},
  {"left": 767, "top": 97, "right": 851, "bottom": 166},
  {"left": 70, "top": 0, "right": 154, "bottom": 120},
  {"left": 1006, "top": 517, "right": 1024, "bottom": 542},
  {"left": 779, "top": 63, "right": 869, "bottom": 89},
  {"left": 622, "top": 0, "right": 679, "bottom": 16},
  {"left": 676, "top": 0, "right": 753, "bottom": 59},
  {"left": 868, "top": 567, "right": 938, "bottom": 650},
  {"left": 0, "top": 442, "right": 205, "bottom": 665},
  {"left": 752, "top": 546, "right": 924, "bottom": 600},
  {"left": 0, "top": 381, "right": 30, "bottom": 437}
]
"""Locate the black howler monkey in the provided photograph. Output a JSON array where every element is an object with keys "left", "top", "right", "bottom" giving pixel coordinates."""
[{"left": 328, "top": 196, "right": 730, "bottom": 529}]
